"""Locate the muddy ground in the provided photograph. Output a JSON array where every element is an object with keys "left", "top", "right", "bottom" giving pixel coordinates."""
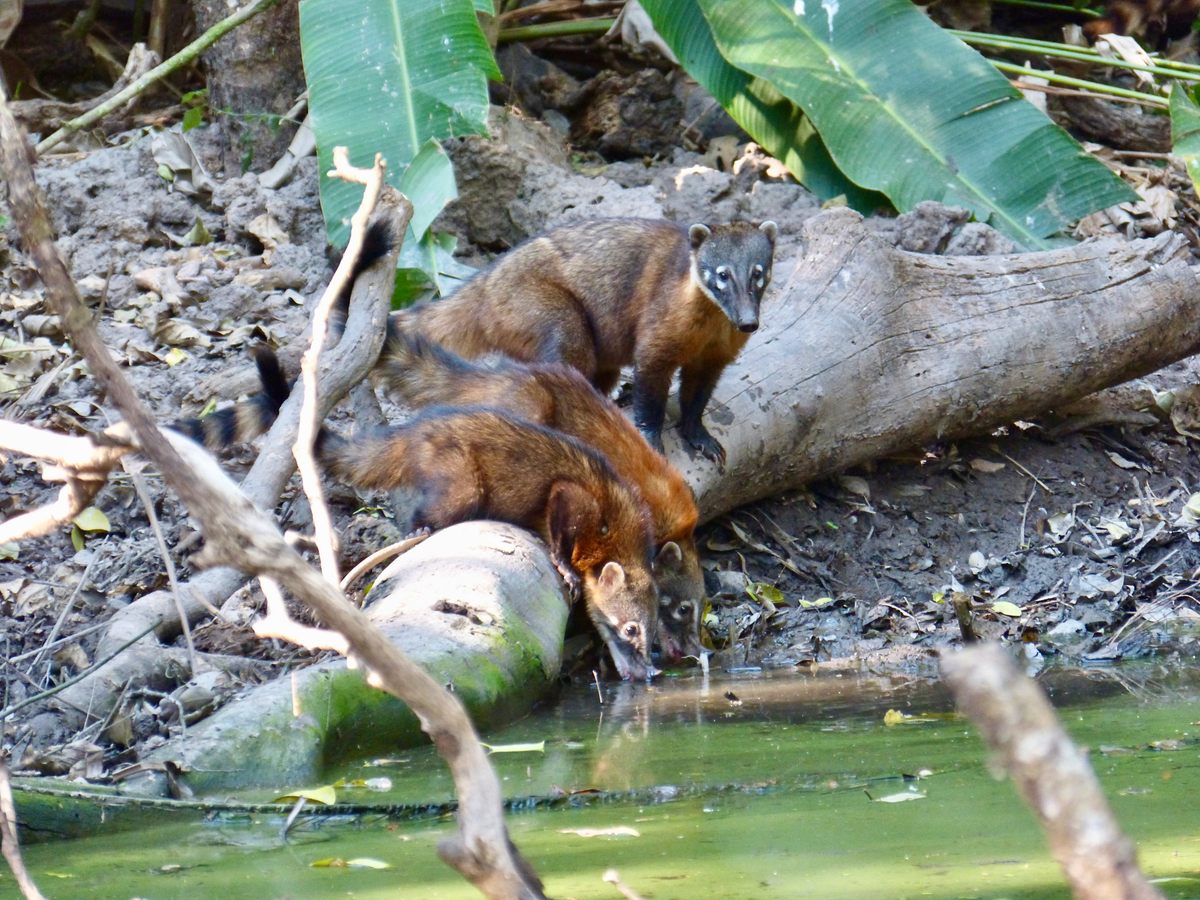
[{"left": 3, "top": 98, "right": 1200, "bottom": 769}]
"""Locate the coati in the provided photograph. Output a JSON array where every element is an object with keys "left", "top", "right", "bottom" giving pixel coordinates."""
[
  {"left": 393, "top": 217, "right": 778, "bottom": 465},
  {"left": 188, "top": 347, "right": 661, "bottom": 681},
  {"left": 377, "top": 327, "right": 707, "bottom": 663},
  {"left": 1084, "top": 0, "right": 1200, "bottom": 42}
]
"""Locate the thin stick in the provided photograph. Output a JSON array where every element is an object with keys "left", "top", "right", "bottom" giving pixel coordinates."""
[
  {"left": 126, "top": 463, "right": 196, "bottom": 670},
  {"left": 31, "top": 544, "right": 104, "bottom": 685},
  {"left": 339, "top": 532, "right": 432, "bottom": 592},
  {"left": 997, "top": 450, "right": 1054, "bottom": 495},
  {"left": 36, "top": 0, "right": 280, "bottom": 155},
  {"left": 0, "top": 621, "right": 161, "bottom": 722},
  {"left": 293, "top": 147, "right": 386, "bottom": 585},
  {"left": 0, "top": 757, "right": 46, "bottom": 900}
]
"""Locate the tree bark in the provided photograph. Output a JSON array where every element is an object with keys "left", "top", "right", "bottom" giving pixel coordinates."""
[{"left": 191, "top": 0, "right": 302, "bottom": 174}]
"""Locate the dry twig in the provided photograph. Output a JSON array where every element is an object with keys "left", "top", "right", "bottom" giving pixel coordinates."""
[
  {"left": 294, "top": 147, "right": 387, "bottom": 584},
  {"left": 941, "top": 644, "right": 1162, "bottom": 900},
  {"left": 0, "top": 757, "right": 46, "bottom": 900}
]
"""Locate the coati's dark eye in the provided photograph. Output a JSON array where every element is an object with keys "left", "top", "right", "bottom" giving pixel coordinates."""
[
  {"left": 752, "top": 264, "right": 766, "bottom": 290},
  {"left": 622, "top": 622, "right": 641, "bottom": 641},
  {"left": 676, "top": 601, "right": 693, "bottom": 619},
  {"left": 715, "top": 266, "right": 730, "bottom": 289}
]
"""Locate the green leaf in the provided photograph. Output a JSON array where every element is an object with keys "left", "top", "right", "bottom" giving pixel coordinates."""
[
  {"left": 690, "top": 0, "right": 1136, "bottom": 246},
  {"left": 70, "top": 525, "right": 84, "bottom": 553},
  {"left": 181, "top": 106, "right": 204, "bottom": 132},
  {"left": 641, "top": 0, "right": 878, "bottom": 208},
  {"left": 1171, "top": 86, "right": 1200, "bottom": 195},
  {"left": 301, "top": 0, "right": 499, "bottom": 275},
  {"left": 746, "top": 582, "right": 785, "bottom": 606},
  {"left": 73, "top": 507, "right": 110, "bottom": 533}
]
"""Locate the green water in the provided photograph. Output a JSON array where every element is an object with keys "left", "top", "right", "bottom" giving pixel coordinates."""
[{"left": 11, "top": 666, "right": 1200, "bottom": 898}]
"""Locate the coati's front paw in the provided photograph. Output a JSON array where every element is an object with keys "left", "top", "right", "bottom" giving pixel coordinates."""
[
  {"left": 683, "top": 427, "right": 726, "bottom": 469},
  {"left": 551, "top": 556, "right": 583, "bottom": 603}
]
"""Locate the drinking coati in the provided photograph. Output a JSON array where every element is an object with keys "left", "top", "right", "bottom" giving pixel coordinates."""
[
  {"left": 183, "top": 347, "right": 661, "bottom": 681},
  {"left": 376, "top": 327, "right": 707, "bottom": 663},
  {"left": 393, "top": 217, "right": 777, "bottom": 465}
]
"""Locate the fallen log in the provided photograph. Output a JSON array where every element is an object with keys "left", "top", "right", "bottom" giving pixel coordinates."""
[
  {"left": 134, "top": 523, "right": 568, "bottom": 794},
  {"left": 673, "top": 207, "right": 1200, "bottom": 519}
]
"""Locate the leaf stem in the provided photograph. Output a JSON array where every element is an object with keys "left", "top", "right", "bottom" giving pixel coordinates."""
[
  {"left": 990, "top": 0, "right": 1100, "bottom": 16},
  {"left": 498, "top": 16, "right": 615, "bottom": 43},
  {"left": 990, "top": 59, "right": 1169, "bottom": 107}
]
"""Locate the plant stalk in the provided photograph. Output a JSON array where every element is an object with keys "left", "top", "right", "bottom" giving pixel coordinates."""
[
  {"left": 990, "top": 59, "right": 1169, "bottom": 107},
  {"left": 498, "top": 16, "right": 615, "bottom": 43}
]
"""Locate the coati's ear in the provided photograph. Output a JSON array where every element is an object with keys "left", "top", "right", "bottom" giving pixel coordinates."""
[
  {"left": 688, "top": 224, "right": 711, "bottom": 250},
  {"left": 546, "top": 481, "right": 600, "bottom": 564},
  {"left": 654, "top": 541, "right": 683, "bottom": 571},
  {"left": 598, "top": 561, "right": 627, "bottom": 593},
  {"left": 760, "top": 220, "right": 778, "bottom": 243}
]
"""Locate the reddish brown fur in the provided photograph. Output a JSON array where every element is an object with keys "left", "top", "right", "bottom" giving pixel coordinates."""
[
  {"left": 378, "top": 329, "right": 707, "bottom": 661},
  {"left": 392, "top": 218, "right": 775, "bottom": 462},
  {"left": 318, "top": 406, "right": 660, "bottom": 679},
  {"left": 1084, "top": 0, "right": 1200, "bottom": 40},
  {"left": 395, "top": 219, "right": 691, "bottom": 385}
]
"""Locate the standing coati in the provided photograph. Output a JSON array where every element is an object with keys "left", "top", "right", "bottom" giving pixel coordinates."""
[
  {"left": 185, "top": 347, "right": 661, "bottom": 681},
  {"left": 393, "top": 217, "right": 778, "bottom": 465},
  {"left": 376, "top": 327, "right": 707, "bottom": 663}
]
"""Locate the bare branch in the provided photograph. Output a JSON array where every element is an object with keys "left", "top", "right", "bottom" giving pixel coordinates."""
[
  {"left": 0, "top": 757, "right": 46, "bottom": 900},
  {"left": 294, "top": 148, "right": 387, "bottom": 584},
  {"left": 0, "top": 421, "right": 127, "bottom": 542},
  {"left": 941, "top": 644, "right": 1163, "bottom": 900}
]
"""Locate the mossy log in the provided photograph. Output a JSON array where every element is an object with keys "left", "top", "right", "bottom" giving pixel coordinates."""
[{"left": 134, "top": 523, "right": 568, "bottom": 794}]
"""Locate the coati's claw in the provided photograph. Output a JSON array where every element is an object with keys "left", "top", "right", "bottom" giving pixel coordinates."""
[
  {"left": 552, "top": 555, "right": 583, "bottom": 603},
  {"left": 401, "top": 525, "right": 433, "bottom": 541},
  {"left": 684, "top": 429, "right": 727, "bottom": 470}
]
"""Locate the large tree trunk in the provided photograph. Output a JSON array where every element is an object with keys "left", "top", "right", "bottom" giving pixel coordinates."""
[
  {"left": 192, "top": 0, "right": 304, "bottom": 174},
  {"left": 672, "top": 207, "right": 1200, "bottom": 519}
]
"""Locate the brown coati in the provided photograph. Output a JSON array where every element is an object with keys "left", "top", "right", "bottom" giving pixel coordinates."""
[
  {"left": 209, "top": 347, "right": 660, "bottom": 681},
  {"left": 1084, "top": 0, "right": 1200, "bottom": 42},
  {"left": 378, "top": 327, "right": 707, "bottom": 663},
  {"left": 393, "top": 217, "right": 778, "bottom": 466}
]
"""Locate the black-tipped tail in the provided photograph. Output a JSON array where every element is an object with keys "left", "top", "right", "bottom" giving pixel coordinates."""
[
  {"left": 171, "top": 345, "right": 293, "bottom": 451},
  {"left": 330, "top": 220, "right": 395, "bottom": 339}
]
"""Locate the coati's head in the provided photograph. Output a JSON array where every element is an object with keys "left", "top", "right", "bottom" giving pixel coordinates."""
[
  {"left": 547, "top": 479, "right": 659, "bottom": 681},
  {"left": 689, "top": 220, "right": 779, "bottom": 333},
  {"left": 653, "top": 539, "right": 707, "bottom": 665}
]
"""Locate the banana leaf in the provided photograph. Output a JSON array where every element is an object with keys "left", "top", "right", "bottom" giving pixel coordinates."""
[
  {"left": 691, "top": 0, "right": 1135, "bottom": 247},
  {"left": 300, "top": 0, "right": 499, "bottom": 288}
]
